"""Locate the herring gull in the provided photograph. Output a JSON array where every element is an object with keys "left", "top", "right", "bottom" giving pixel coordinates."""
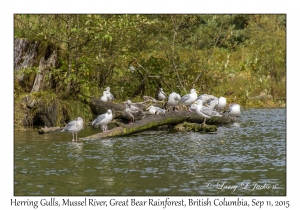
[
  {"left": 179, "top": 89, "right": 198, "bottom": 111},
  {"left": 126, "top": 100, "right": 140, "bottom": 112},
  {"left": 224, "top": 103, "right": 241, "bottom": 121},
  {"left": 92, "top": 109, "right": 113, "bottom": 132},
  {"left": 104, "top": 87, "right": 114, "bottom": 102},
  {"left": 157, "top": 88, "right": 167, "bottom": 101},
  {"left": 146, "top": 105, "right": 166, "bottom": 115},
  {"left": 197, "top": 94, "right": 215, "bottom": 105},
  {"left": 215, "top": 96, "right": 227, "bottom": 111},
  {"left": 61, "top": 117, "right": 84, "bottom": 141},
  {"left": 124, "top": 102, "right": 145, "bottom": 123},
  {"left": 193, "top": 99, "right": 222, "bottom": 124},
  {"left": 100, "top": 91, "right": 110, "bottom": 102},
  {"left": 167, "top": 92, "right": 181, "bottom": 111}
]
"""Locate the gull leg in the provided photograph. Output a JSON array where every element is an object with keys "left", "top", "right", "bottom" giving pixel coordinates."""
[
  {"left": 72, "top": 133, "right": 75, "bottom": 141},
  {"left": 188, "top": 105, "right": 194, "bottom": 112},
  {"left": 174, "top": 106, "right": 179, "bottom": 112},
  {"left": 130, "top": 116, "right": 134, "bottom": 124}
]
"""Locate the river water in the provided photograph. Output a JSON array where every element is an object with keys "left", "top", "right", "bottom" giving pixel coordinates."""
[{"left": 14, "top": 108, "right": 286, "bottom": 196}]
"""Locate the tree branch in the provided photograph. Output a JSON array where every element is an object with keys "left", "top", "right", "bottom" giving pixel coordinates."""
[{"left": 170, "top": 16, "right": 186, "bottom": 93}]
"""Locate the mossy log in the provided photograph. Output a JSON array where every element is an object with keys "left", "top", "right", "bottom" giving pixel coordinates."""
[
  {"left": 174, "top": 122, "right": 217, "bottom": 132},
  {"left": 89, "top": 98, "right": 149, "bottom": 119},
  {"left": 80, "top": 110, "right": 229, "bottom": 140},
  {"left": 79, "top": 98, "right": 236, "bottom": 140},
  {"left": 89, "top": 98, "right": 232, "bottom": 122},
  {"left": 89, "top": 98, "right": 126, "bottom": 119},
  {"left": 38, "top": 126, "right": 62, "bottom": 134}
]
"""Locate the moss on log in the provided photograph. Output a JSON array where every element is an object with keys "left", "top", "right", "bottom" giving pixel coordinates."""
[
  {"left": 79, "top": 98, "right": 237, "bottom": 140},
  {"left": 80, "top": 110, "right": 226, "bottom": 140},
  {"left": 38, "top": 126, "right": 62, "bottom": 134},
  {"left": 174, "top": 122, "right": 217, "bottom": 132},
  {"left": 81, "top": 111, "right": 183, "bottom": 140}
]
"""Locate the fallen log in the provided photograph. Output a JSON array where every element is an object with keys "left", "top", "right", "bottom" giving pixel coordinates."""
[
  {"left": 38, "top": 126, "right": 62, "bottom": 134},
  {"left": 89, "top": 98, "right": 126, "bottom": 119},
  {"left": 82, "top": 97, "right": 237, "bottom": 140},
  {"left": 89, "top": 98, "right": 162, "bottom": 119},
  {"left": 80, "top": 111, "right": 229, "bottom": 140}
]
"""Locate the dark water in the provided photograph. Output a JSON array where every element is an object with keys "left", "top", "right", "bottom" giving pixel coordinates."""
[{"left": 14, "top": 108, "right": 286, "bottom": 196}]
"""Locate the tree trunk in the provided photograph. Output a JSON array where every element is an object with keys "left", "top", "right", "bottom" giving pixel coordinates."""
[{"left": 31, "top": 49, "right": 58, "bottom": 93}]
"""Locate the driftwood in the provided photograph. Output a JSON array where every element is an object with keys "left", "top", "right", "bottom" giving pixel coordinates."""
[
  {"left": 81, "top": 110, "right": 230, "bottom": 140},
  {"left": 39, "top": 126, "right": 62, "bottom": 134},
  {"left": 89, "top": 98, "right": 165, "bottom": 121},
  {"left": 89, "top": 98, "right": 150, "bottom": 119},
  {"left": 89, "top": 98, "right": 126, "bottom": 119}
]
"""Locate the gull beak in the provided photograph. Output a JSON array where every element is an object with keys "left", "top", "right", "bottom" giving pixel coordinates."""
[{"left": 146, "top": 107, "right": 149, "bottom": 111}]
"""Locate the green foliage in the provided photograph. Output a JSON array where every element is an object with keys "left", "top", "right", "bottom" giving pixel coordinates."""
[
  {"left": 14, "top": 14, "right": 286, "bottom": 108},
  {"left": 61, "top": 99, "right": 93, "bottom": 125}
]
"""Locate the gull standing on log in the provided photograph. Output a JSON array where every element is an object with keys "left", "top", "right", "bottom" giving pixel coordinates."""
[
  {"left": 100, "top": 91, "right": 110, "bottom": 102},
  {"left": 224, "top": 103, "right": 241, "bottom": 121},
  {"left": 215, "top": 96, "right": 227, "bottom": 112},
  {"left": 61, "top": 117, "right": 84, "bottom": 141},
  {"left": 179, "top": 89, "right": 198, "bottom": 111},
  {"left": 191, "top": 93, "right": 214, "bottom": 111},
  {"left": 104, "top": 87, "right": 114, "bottom": 102},
  {"left": 193, "top": 99, "right": 222, "bottom": 125},
  {"left": 126, "top": 100, "right": 140, "bottom": 112},
  {"left": 124, "top": 103, "right": 145, "bottom": 123},
  {"left": 197, "top": 94, "right": 216, "bottom": 105},
  {"left": 206, "top": 96, "right": 219, "bottom": 110},
  {"left": 146, "top": 105, "right": 166, "bottom": 115},
  {"left": 92, "top": 109, "right": 113, "bottom": 132},
  {"left": 125, "top": 103, "right": 136, "bottom": 124},
  {"left": 167, "top": 92, "right": 181, "bottom": 111},
  {"left": 157, "top": 88, "right": 166, "bottom": 101},
  {"left": 206, "top": 96, "right": 227, "bottom": 112},
  {"left": 124, "top": 101, "right": 145, "bottom": 123}
]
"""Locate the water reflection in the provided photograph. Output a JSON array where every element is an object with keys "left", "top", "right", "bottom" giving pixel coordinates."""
[{"left": 14, "top": 108, "right": 286, "bottom": 195}]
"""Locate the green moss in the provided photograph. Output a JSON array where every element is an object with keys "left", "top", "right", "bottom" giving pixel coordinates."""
[
  {"left": 14, "top": 88, "right": 93, "bottom": 128},
  {"left": 174, "top": 122, "right": 217, "bottom": 133},
  {"left": 61, "top": 100, "right": 93, "bottom": 126}
]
